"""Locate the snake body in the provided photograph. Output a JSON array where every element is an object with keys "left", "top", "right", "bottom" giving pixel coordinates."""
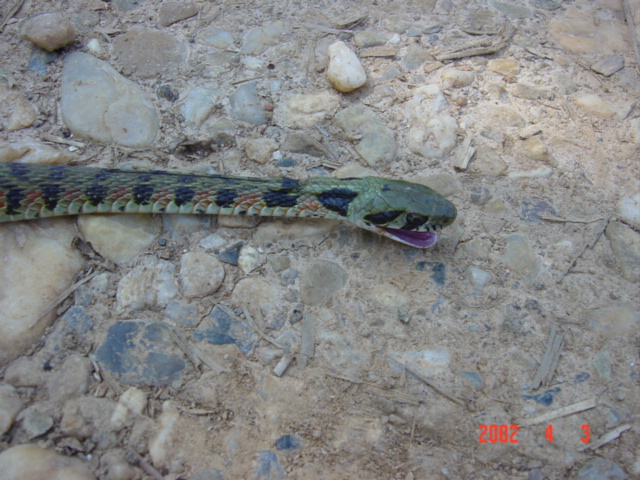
[{"left": 0, "top": 162, "right": 456, "bottom": 248}]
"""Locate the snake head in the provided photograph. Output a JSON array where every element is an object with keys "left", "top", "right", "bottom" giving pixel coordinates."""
[{"left": 352, "top": 178, "right": 457, "bottom": 248}]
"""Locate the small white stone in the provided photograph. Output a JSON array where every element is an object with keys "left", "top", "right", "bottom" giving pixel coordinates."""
[
  {"left": 275, "top": 91, "right": 340, "bottom": 128},
  {"left": 111, "top": 388, "right": 147, "bottom": 430},
  {"left": 441, "top": 68, "right": 475, "bottom": 89},
  {"left": 0, "top": 385, "right": 23, "bottom": 435},
  {"left": 179, "top": 252, "right": 225, "bottom": 298},
  {"left": 238, "top": 245, "right": 260, "bottom": 273},
  {"left": 149, "top": 401, "right": 180, "bottom": 469},
  {"left": 326, "top": 41, "right": 367, "bottom": 93},
  {"left": 0, "top": 444, "right": 96, "bottom": 480},
  {"left": 86, "top": 38, "right": 101, "bottom": 55},
  {"left": 407, "top": 114, "right": 458, "bottom": 159},
  {"left": 245, "top": 137, "right": 278, "bottom": 164},
  {"left": 116, "top": 258, "right": 179, "bottom": 311}
]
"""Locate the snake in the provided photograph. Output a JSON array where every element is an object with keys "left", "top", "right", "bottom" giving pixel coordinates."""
[{"left": 0, "top": 162, "right": 456, "bottom": 248}]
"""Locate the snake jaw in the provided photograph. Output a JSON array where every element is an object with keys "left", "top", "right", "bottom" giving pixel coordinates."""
[{"left": 377, "top": 226, "right": 439, "bottom": 248}]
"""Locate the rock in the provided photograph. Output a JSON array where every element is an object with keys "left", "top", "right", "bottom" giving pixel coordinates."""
[
  {"left": 388, "top": 349, "right": 450, "bottom": 377},
  {"left": 238, "top": 245, "right": 260, "bottom": 273},
  {"left": 402, "top": 43, "right": 432, "bottom": 70},
  {"left": 606, "top": 221, "right": 640, "bottom": 282},
  {"left": 116, "top": 258, "right": 179, "bottom": 311},
  {"left": 110, "top": 388, "right": 147, "bottom": 430},
  {"left": 335, "top": 104, "right": 397, "bottom": 167},
  {"left": 511, "top": 83, "right": 554, "bottom": 101},
  {"left": 158, "top": 2, "right": 198, "bottom": 26},
  {"left": 487, "top": 106, "right": 526, "bottom": 126},
  {"left": 101, "top": 450, "right": 138, "bottom": 480},
  {"left": 179, "top": 251, "right": 225, "bottom": 298},
  {"left": 164, "top": 301, "right": 199, "bottom": 328},
  {"left": 486, "top": 58, "right": 519, "bottom": 76},
  {"left": 21, "top": 13, "right": 75, "bottom": 51},
  {"left": 442, "top": 68, "right": 475, "bottom": 89},
  {"left": 0, "top": 444, "right": 95, "bottom": 480},
  {"left": 231, "top": 278, "right": 276, "bottom": 321},
  {"left": 200, "top": 28, "right": 234, "bottom": 49},
  {"left": 113, "top": 28, "right": 188, "bottom": 79},
  {"left": 502, "top": 234, "right": 541, "bottom": 281},
  {"left": 0, "top": 385, "right": 23, "bottom": 435},
  {"left": 618, "top": 191, "right": 640, "bottom": 227},
  {"left": 407, "top": 114, "right": 458, "bottom": 159},
  {"left": 0, "top": 83, "right": 37, "bottom": 131},
  {"left": 275, "top": 91, "right": 340, "bottom": 128},
  {"left": 371, "top": 283, "right": 409, "bottom": 308},
  {"left": 573, "top": 94, "right": 614, "bottom": 118},
  {"left": 18, "top": 405, "right": 54, "bottom": 439},
  {"left": 149, "top": 401, "right": 180, "bottom": 469},
  {"left": 518, "top": 136, "right": 556, "bottom": 165},
  {"left": 0, "top": 221, "right": 84, "bottom": 366},
  {"left": 353, "top": 31, "right": 387, "bottom": 48},
  {"left": 162, "top": 214, "right": 212, "bottom": 241},
  {"left": 472, "top": 145, "right": 507, "bottom": 176},
  {"left": 300, "top": 260, "right": 348, "bottom": 306},
  {"left": 229, "top": 81, "right": 267, "bottom": 124},
  {"left": 576, "top": 458, "right": 625, "bottom": 480},
  {"left": 467, "top": 266, "right": 493, "bottom": 287},
  {"left": 45, "top": 354, "right": 92, "bottom": 402},
  {"left": 245, "top": 138, "right": 278, "bottom": 164},
  {"left": 78, "top": 214, "right": 160, "bottom": 265},
  {"left": 181, "top": 86, "right": 217, "bottom": 127},
  {"left": 586, "top": 303, "right": 639, "bottom": 337},
  {"left": 96, "top": 321, "right": 189, "bottom": 386},
  {"left": 241, "top": 21, "right": 287, "bottom": 55},
  {"left": 61, "top": 397, "right": 116, "bottom": 440},
  {"left": 61, "top": 53, "right": 159, "bottom": 147},
  {"left": 192, "top": 305, "right": 257, "bottom": 355},
  {"left": 326, "top": 41, "right": 367, "bottom": 93},
  {"left": 489, "top": 0, "right": 532, "bottom": 18}
]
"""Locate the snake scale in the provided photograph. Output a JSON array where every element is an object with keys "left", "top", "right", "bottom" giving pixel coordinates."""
[{"left": 0, "top": 162, "right": 456, "bottom": 248}]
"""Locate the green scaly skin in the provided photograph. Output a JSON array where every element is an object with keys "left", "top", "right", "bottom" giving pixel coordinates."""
[{"left": 0, "top": 162, "right": 456, "bottom": 248}]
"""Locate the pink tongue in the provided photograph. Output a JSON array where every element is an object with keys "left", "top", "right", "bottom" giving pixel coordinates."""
[{"left": 380, "top": 227, "right": 438, "bottom": 248}]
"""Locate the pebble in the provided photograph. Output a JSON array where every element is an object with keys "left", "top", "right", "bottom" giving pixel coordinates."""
[
  {"left": 586, "top": 303, "right": 639, "bottom": 337},
  {"left": 605, "top": 221, "right": 640, "bottom": 282},
  {"left": 0, "top": 220, "right": 84, "bottom": 365},
  {"left": 238, "top": 245, "right": 260, "bottom": 273},
  {"left": 200, "top": 28, "right": 234, "bottom": 49},
  {"left": 218, "top": 241, "right": 243, "bottom": 265},
  {"left": 164, "top": 301, "right": 199, "bottom": 327},
  {"left": 0, "top": 83, "right": 37, "bottom": 131},
  {"left": 511, "top": 83, "right": 554, "bottom": 101},
  {"left": 487, "top": 106, "right": 526, "bottom": 127},
  {"left": 591, "top": 55, "right": 624, "bottom": 77},
  {"left": 486, "top": 58, "right": 519, "bottom": 76},
  {"left": 518, "top": 136, "right": 556, "bottom": 166},
  {"left": 408, "top": 114, "right": 458, "bottom": 159},
  {"left": 241, "top": 21, "right": 287, "bottom": 55},
  {"left": 402, "top": 43, "right": 432, "bottom": 70},
  {"left": 162, "top": 214, "right": 212, "bottom": 240},
  {"left": 282, "top": 132, "right": 326, "bottom": 157},
  {"left": 618, "top": 191, "right": 640, "bottom": 227},
  {"left": 101, "top": 450, "right": 138, "bottom": 480},
  {"left": 441, "top": 68, "right": 475, "bottom": 89},
  {"left": 181, "top": 86, "right": 217, "bottom": 127},
  {"left": 116, "top": 258, "right": 179, "bottom": 311},
  {"left": 0, "top": 141, "right": 76, "bottom": 165},
  {"left": 45, "top": 354, "right": 92, "bottom": 402},
  {"left": 300, "top": 260, "right": 348, "bottom": 306},
  {"left": 229, "top": 81, "right": 267, "bottom": 124},
  {"left": 490, "top": 0, "right": 532, "bottom": 18},
  {"left": 113, "top": 28, "right": 188, "bottom": 79},
  {"left": 254, "top": 450, "right": 285, "bottom": 480},
  {"left": 466, "top": 266, "right": 493, "bottom": 287},
  {"left": 353, "top": 31, "right": 387, "bottom": 48},
  {"left": 502, "top": 234, "right": 541, "bottom": 282},
  {"left": 192, "top": 305, "right": 257, "bottom": 355},
  {"left": 335, "top": 104, "right": 397, "bottom": 166},
  {"left": 110, "top": 387, "right": 147, "bottom": 430},
  {"left": 18, "top": 405, "right": 54, "bottom": 439},
  {"left": 469, "top": 187, "right": 491, "bottom": 205},
  {"left": 371, "top": 283, "right": 409, "bottom": 308},
  {"left": 149, "top": 401, "right": 180, "bottom": 469},
  {"left": 458, "top": 371, "right": 484, "bottom": 389},
  {"left": 61, "top": 53, "right": 159, "bottom": 147},
  {"left": 20, "top": 13, "right": 75, "bottom": 51},
  {"left": 245, "top": 138, "right": 278, "bottom": 164},
  {"left": 0, "top": 444, "right": 96, "bottom": 480},
  {"left": 179, "top": 252, "right": 225, "bottom": 298},
  {"left": 61, "top": 396, "right": 116, "bottom": 440},
  {"left": 472, "top": 145, "right": 507, "bottom": 176},
  {"left": 158, "top": 2, "right": 199, "bottom": 27},
  {"left": 593, "top": 351, "right": 612, "bottom": 379},
  {"left": 275, "top": 91, "right": 340, "bottom": 128},
  {"left": 231, "top": 278, "right": 276, "bottom": 320},
  {"left": 573, "top": 94, "right": 615, "bottom": 119},
  {"left": 0, "top": 384, "right": 23, "bottom": 435},
  {"left": 576, "top": 458, "right": 625, "bottom": 480},
  {"left": 96, "top": 321, "right": 189, "bottom": 386},
  {"left": 78, "top": 214, "right": 160, "bottom": 265},
  {"left": 326, "top": 41, "right": 367, "bottom": 93},
  {"left": 388, "top": 349, "right": 450, "bottom": 377}
]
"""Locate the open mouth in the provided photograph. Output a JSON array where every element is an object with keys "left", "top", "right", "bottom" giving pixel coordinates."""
[{"left": 379, "top": 227, "right": 439, "bottom": 248}]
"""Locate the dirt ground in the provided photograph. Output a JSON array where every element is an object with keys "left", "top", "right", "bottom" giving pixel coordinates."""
[{"left": 1, "top": 0, "right": 639, "bottom": 479}]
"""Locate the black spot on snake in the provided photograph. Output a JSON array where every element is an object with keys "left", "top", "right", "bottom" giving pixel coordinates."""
[
  {"left": 132, "top": 184, "right": 154, "bottom": 205},
  {"left": 263, "top": 189, "right": 299, "bottom": 208},
  {"left": 41, "top": 184, "right": 62, "bottom": 210},
  {"left": 48, "top": 165, "right": 69, "bottom": 181},
  {"left": 280, "top": 177, "right": 301, "bottom": 192},
  {"left": 86, "top": 184, "right": 109, "bottom": 206},
  {"left": 316, "top": 188, "right": 358, "bottom": 216},
  {"left": 4, "top": 187, "right": 24, "bottom": 215},
  {"left": 137, "top": 173, "right": 152, "bottom": 182},
  {"left": 9, "top": 163, "right": 30, "bottom": 181},
  {"left": 174, "top": 186, "right": 196, "bottom": 206},
  {"left": 363, "top": 210, "right": 403, "bottom": 225},
  {"left": 215, "top": 189, "right": 237, "bottom": 208},
  {"left": 178, "top": 176, "right": 196, "bottom": 183},
  {"left": 93, "top": 169, "right": 118, "bottom": 182}
]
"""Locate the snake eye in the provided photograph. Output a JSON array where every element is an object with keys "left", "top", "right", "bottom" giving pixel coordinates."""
[{"left": 406, "top": 213, "right": 428, "bottom": 226}]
